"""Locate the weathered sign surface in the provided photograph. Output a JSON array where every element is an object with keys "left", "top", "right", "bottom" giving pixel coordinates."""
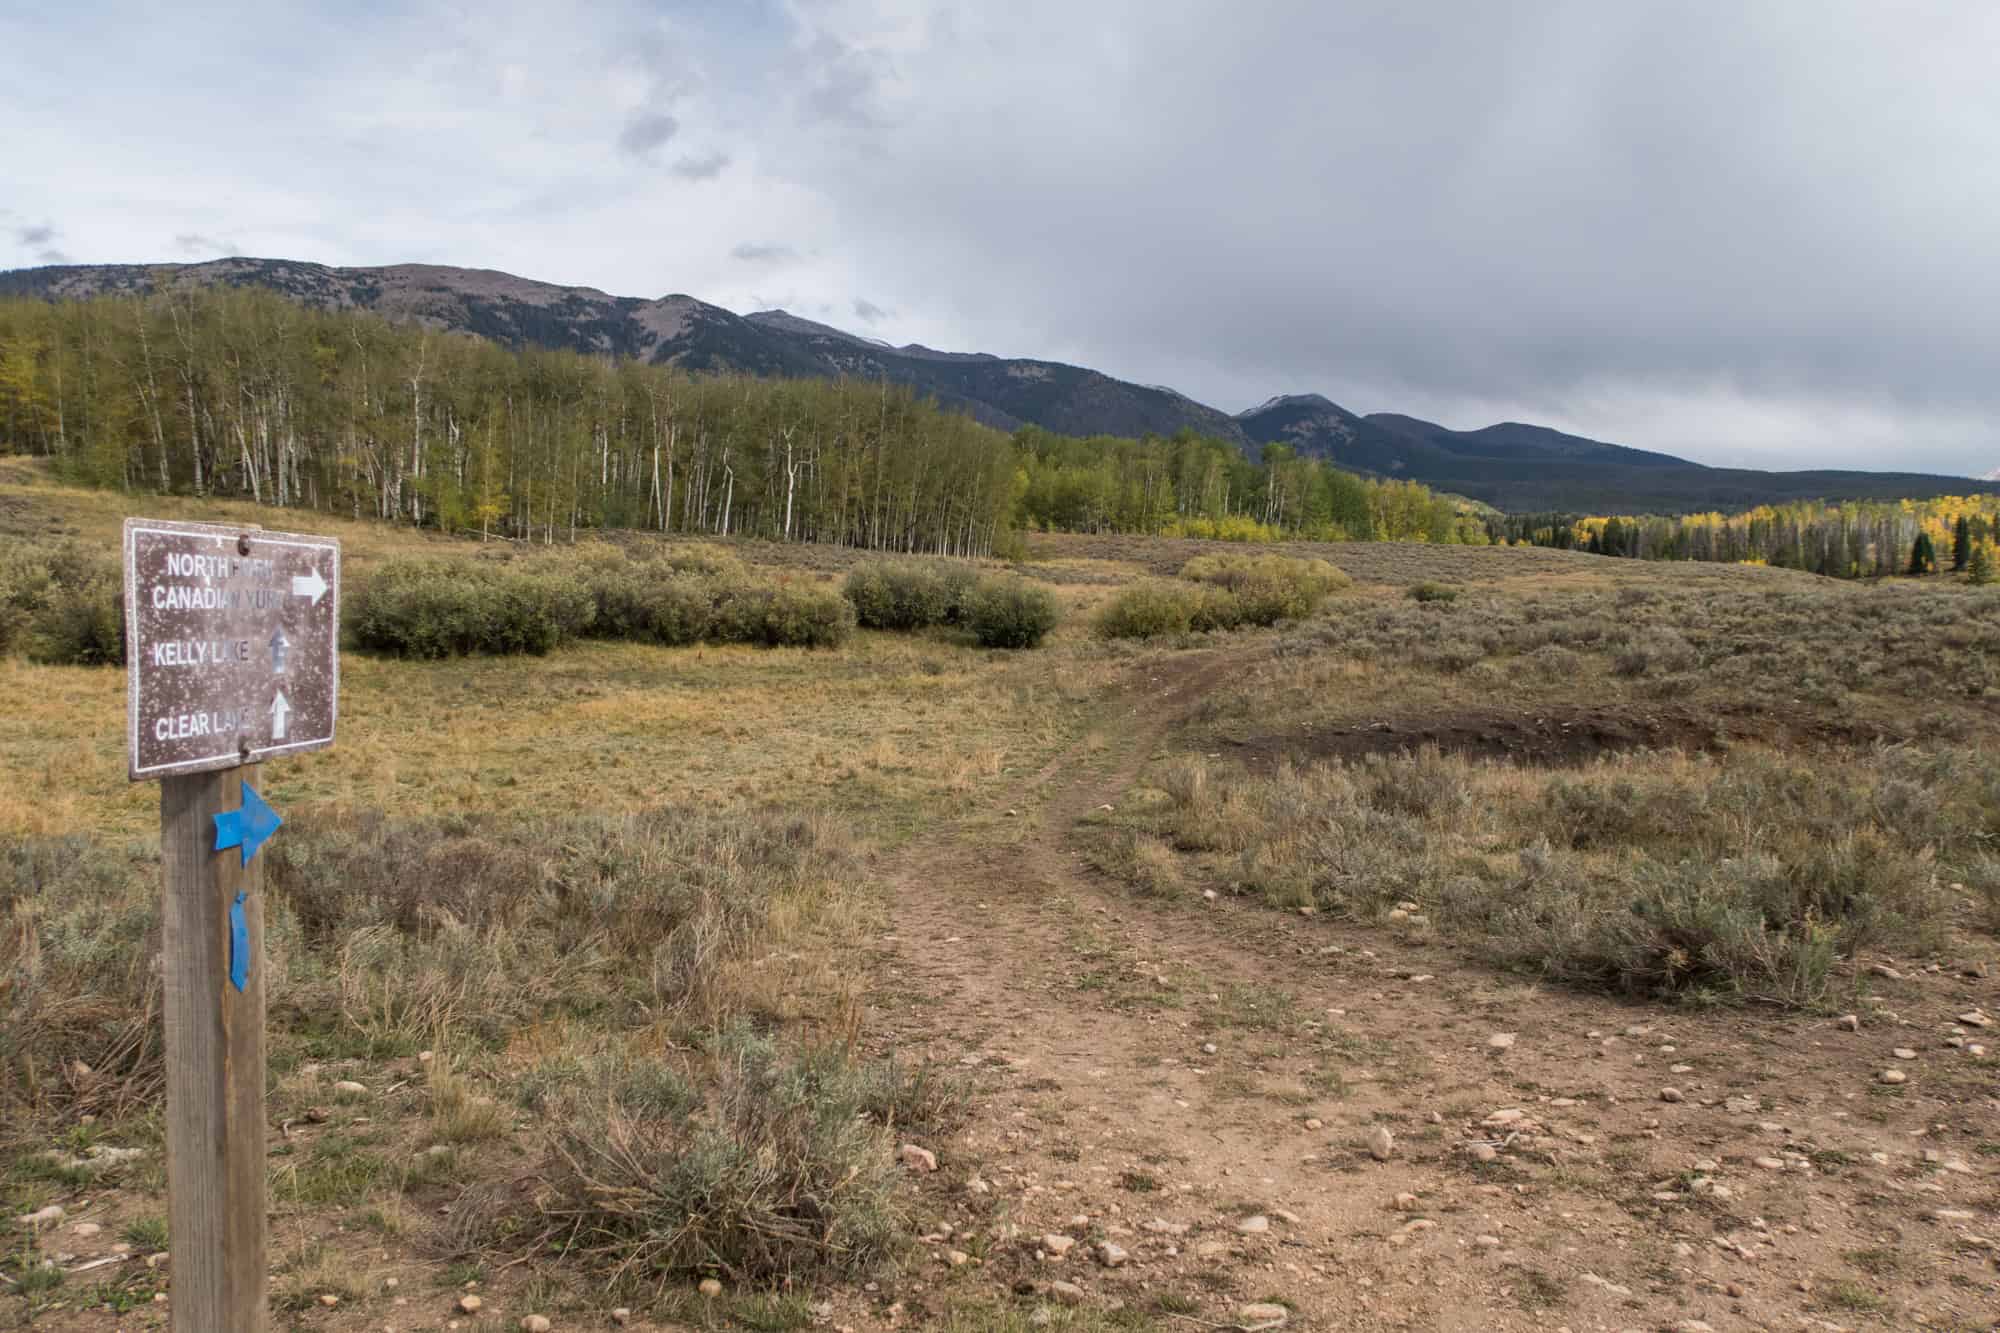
[{"left": 123, "top": 518, "right": 340, "bottom": 780}]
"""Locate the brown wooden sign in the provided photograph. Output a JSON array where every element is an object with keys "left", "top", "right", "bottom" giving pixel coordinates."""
[{"left": 123, "top": 518, "right": 340, "bottom": 780}]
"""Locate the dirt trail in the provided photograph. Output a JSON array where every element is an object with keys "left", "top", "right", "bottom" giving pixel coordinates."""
[{"left": 856, "top": 649, "right": 2000, "bottom": 1331}]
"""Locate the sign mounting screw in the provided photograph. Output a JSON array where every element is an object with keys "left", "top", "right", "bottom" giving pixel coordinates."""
[{"left": 238, "top": 533, "right": 252, "bottom": 555}]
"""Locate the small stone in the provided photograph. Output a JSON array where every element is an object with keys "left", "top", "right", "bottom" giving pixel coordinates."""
[
  {"left": 699, "top": 1278, "right": 722, "bottom": 1298},
  {"left": 1041, "top": 1234, "right": 1075, "bottom": 1257},
  {"left": 610, "top": 1313, "right": 631, "bottom": 1328},
  {"left": 1202, "top": 889, "right": 1217, "bottom": 903},
  {"left": 457, "top": 1294, "right": 483, "bottom": 1314},
  {"left": 1237, "top": 1214, "right": 1271, "bottom": 1234},
  {"left": 319, "top": 1293, "right": 340, "bottom": 1308},
  {"left": 947, "top": 1249, "right": 969, "bottom": 1267},
  {"left": 1049, "top": 1280, "right": 1086, "bottom": 1306},
  {"left": 1474, "top": 1234, "right": 1500, "bottom": 1248},
  {"left": 333, "top": 1080, "right": 369, "bottom": 1096},
  {"left": 1303, "top": 1117, "right": 1323, "bottom": 1131},
  {"left": 1469, "top": 1143, "right": 1499, "bottom": 1163},
  {"left": 1238, "top": 1304, "right": 1290, "bottom": 1330},
  {"left": 1870, "top": 963, "right": 1902, "bottom": 980},
  {"left": 1482, "top": 1108, "right": 1525, "bottom": 1127},
  {"left": 1095, "top": 1241, "right": 1128, "bottom": 1267},
  {"left": 1754, "top": 1156, "right": 1783, "bottom": 1170},
  {"left": 1366, "top": 1126, "right": 1395, "bottom": 1161},
  {"left": 1393, "top": 1193, "right": 1419, "bottom": 1211},
  {"left": 1958, "top": 1010, "right": 1992, "bottom": 1027},
  {"left": 16, "top": 1205, "right": 64, "bottom": 1228},
  {"left": 1838, "top": 1014, "right": 1860, "bottom": 1032},
  {"left": 1878, "top": 1068, "right": 1906, "bottom": 1085},
  {"left": 1893, "top": 1048, "right": 1917, "bottom": 1060},
  {"left": 899, "top": 1143, "right": 938, "bottom": 1172},
  {"left": 1659, "top": 1087, "right": 1684, "bottom": 1103},
  {"left": 1202, "top": 1043, "right": 1218, "bottom": 1055},
  {"left": 521, "top": 1318, "right": 551, "bottom": 1333},
  {"left": 70, "top": 1222, "right": 102, "bottom": 1238},
  {"left": 1487, "top": 1033, "right": 1516, "bottom": 1050}
]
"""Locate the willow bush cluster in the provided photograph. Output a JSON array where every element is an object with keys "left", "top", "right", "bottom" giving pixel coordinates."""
[
  {"left": 348, "top": 546, "right": 856, "bottom": 657},
  {"left": 1095, "top": 552, "right": 1350, "bottom": 639}
]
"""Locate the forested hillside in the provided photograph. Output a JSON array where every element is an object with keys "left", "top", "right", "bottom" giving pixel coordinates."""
[
  {"left": 1503, "top": 500, "right": 2000, "bottom": 579},
  {"left": 0, "top": 286, "right": 1018, "bottom": 555},
  {"left": 0, "top": 288, "right": 1490, "bottom": 551},
  {"left": 0, "top": 259, "right": 1246, "bottom": 445}
]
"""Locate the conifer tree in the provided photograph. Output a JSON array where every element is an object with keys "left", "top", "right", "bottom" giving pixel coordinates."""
[
  {"left": 1954, "top": 515, "right": 1971, "bottom": 570},
  {"left": 1971, "top": 540, "right": 1998, "bottom": 587},
  {"left": 1908, "top": 532, "right": 1936, "bottom": 575}
]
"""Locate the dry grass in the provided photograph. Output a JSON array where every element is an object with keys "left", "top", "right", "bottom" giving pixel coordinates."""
[{"left": 1087, "top": 553, "right": 2000, "bottom": 1008}]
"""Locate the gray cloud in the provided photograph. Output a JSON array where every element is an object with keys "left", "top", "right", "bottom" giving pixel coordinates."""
[
  {"left": 670, "top": 151, "right": 730, "bottom": 180},
  {"left": 731, "top": 242, "right": 796, "bottom": 263},
  {"left": 174, "top": 232, "right": 239, "bottom": 256},
  {"left": 16, "top": 225, "right": 55, "bottom": 246},
  {"left": 36, "top": 249, "right": 70, "bottom": 265},
  {"left": 7, "top": 0, "right": 1998, "bottom": 473},
  {"left": 777, "top": 0, "right": 2000, "bottom": 473},
  {"left": 852, "top": 297, "right": 886, "bottom": 323},
  {"left": 795, "top": 32, "right": 890, "bottom": 128},
  {"left": 617, "top": 111, "right": 680, "bottom": 158}
]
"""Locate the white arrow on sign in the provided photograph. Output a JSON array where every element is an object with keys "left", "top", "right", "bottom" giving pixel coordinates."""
[
  {"left": 291, "top": 567, "right": 328, "bottom": 605},
  {"left": 270, "top": 690, "right": 291, "bottom": 741}
]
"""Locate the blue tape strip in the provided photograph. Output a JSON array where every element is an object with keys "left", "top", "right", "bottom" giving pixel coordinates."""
[{"left": 228, "top": 891, "right": 250, "bottom": 993}]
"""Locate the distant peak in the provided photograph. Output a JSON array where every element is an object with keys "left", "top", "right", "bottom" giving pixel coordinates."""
[{"left": 1241, "top": 393, "right": 1337, "bottom": 418}]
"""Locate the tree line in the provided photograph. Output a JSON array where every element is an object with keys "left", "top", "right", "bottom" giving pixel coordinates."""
[
  {"left": 1498, "top": 500, "right": 2000, "bottom": 579},
  {"left": 0, "top": 286, "right": 1016, "bottom": 556},
  {"left": 0, "top": 287, "right": 1494, "bottom": 553},
  {"left": 1011, "top": 427, "right": 1491, "bottom": 543}
]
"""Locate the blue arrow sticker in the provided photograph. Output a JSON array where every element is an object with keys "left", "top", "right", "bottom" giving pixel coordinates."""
[
  {"left": 228, "top": 891, "right": 249, "bottom": 992},
  {"left": 212, "top": 782, "right": 283, "bottom": 866}
]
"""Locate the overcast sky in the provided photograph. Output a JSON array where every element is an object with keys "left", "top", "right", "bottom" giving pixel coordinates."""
[{"left": 4, "top": 1, "right": 1997, "bottom": 473}]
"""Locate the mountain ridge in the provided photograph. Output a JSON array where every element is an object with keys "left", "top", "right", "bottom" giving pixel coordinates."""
[{"left": 2, "top": 256, "right": 1992, "bottom": 512}]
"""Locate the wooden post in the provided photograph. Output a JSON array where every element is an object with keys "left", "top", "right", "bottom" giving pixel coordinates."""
[{"left": 160, "top": 765, "right": 267, "bottom": 1333}]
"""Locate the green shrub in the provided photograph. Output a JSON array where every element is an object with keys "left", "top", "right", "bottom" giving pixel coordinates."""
[
  {"left": 349, "top": 559, "right": 595, "bottom": 658},
  {"left": 714, "top": 581, "right": 856, "bottom": 648},
  {"left": 657, "top": 544, "right": 745, "bottom": 579},
  {"left": 966, "top": 577, "right": 1059, "bottom": 648},
  {"left": 1095, "top": 579, "right": 1209, "bottom": 638},
  {"left": 0, "top": 539, "right": 124, "bottom": 665},
  {"left": 635, "top": 577, "right": 715, "bottom": 646},
  {"left": 1181, "top": 553, "right": 1349, "bottom": 626},
  {"left": 842, "top": 560, "right": 979, "bottom": 630},
  {"left": 1408, "top": 581, "right": 1460, "bottom": 603}
]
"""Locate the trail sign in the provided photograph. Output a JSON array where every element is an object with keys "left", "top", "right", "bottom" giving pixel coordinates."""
[
  {"left": 123, "top": 518, "right": 340, "bottom": 780},
  {"left": 122, "top": 517, "right": 340, "bottom": 1332}
]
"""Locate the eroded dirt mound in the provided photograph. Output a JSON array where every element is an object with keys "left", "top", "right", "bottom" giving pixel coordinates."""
[{"left": 1224, "top": 703, "right": 1881, "bottom": 769}]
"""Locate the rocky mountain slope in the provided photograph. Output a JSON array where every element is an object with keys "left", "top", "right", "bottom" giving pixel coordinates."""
[{"left": 1237, "top": 395, "right": 1994, "bottom": 512}]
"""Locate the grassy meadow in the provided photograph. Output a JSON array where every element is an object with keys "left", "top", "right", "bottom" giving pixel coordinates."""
[{"left": 5, "top": 456, "right": 2000, "bottom": 1328}]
